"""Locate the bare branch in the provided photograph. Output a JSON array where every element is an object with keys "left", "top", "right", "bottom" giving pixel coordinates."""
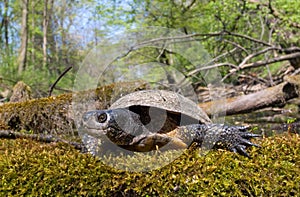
[
  {"left": 187, "top": 47, "right": 239, "bottom": 77},
  {"left": 237, "top": 52, "right": 300, "bottom": 70},
  {"left": 282, "top": 47, "right": 300, "bottom": 53},
  {"left": 238, "top": 74, "right": 269, "bottom": 85},
  {"left": 188, "top": 63, "right": 238, "bottom": 77},
  {"left": 259, "top": 15, "right": 265, "bottom": 41},
  {"left": 222, "top": 52, "right": 300, "bottom": 82},
  {"left": 266, "top": 64, "right": 275, "bottom": 86},
  {"left": 48, "top": 65, "right": 73, "bottom": 96},
  {"left": 292, "top": 68, "right": 300, "bottom": 76},
  {"left": 238, "top": 47, "right": 280, "bottom": 68},
  {"left": 199, "top": 80, "right": 298, "bottom": 116},
  {"left": 0, "top": 130, "right": 85, "bottom": 151},
  {"left": 136, "top": 31, "right": 274, "bottom": 48},
  {"left": 223, "top": 40, "right": 249, "bottom": 54},
  {"left": 268, "top": 18, "right": 279, "bottom": 44},
  {"left": 225, "top": 31, "right": 274, "bottom": 47}
]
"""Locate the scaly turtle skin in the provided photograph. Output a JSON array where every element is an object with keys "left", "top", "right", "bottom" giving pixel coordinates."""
[{"left": 81, "top": 90, "right": 260, "bottom": 157}]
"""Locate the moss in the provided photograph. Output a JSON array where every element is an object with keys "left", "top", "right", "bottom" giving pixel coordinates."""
[
  {"left": 1, "top": 133, "right": 299, "bottom": 196},
  {"left": 0, "top": 81, "right": 148, "bottom": 136},
  {"left": 10, "top": 81, "right": 32, "bottom": 102}
]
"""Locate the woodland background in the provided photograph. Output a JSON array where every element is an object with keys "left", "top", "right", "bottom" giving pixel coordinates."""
[{"left": 1, "top": 0, "right": 300, "bottom": 98}]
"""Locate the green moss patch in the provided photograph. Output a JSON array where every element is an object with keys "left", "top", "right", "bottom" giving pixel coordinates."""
[{"left": 1, "top": 133, "right": 299, "bottom": 196}]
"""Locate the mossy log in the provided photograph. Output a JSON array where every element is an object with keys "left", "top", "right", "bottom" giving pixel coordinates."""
[
  {"left": 0, "top": 81, "right": 147, "bottom": 136},
  {"left": 199, "top": 75, "right": 300, "bottom": 116},
  {"left": 1, "top": 132, "right": 299, "bottom": 196}
]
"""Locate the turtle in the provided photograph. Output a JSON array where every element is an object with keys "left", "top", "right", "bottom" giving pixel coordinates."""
[{"left": 81, "top": 90, "right": 260, "bottom": 157}]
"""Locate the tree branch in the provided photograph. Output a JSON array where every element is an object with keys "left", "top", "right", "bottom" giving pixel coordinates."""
[
  {"left": 0, "top": 130, "right": 86, "bottom": 151},
  {"left": 225, "top": 31, "right": 273, "bottom": 47},
  {"left": 223, "top": 40, "right": 249, "bottom": 54},
  {"left": 221, "top": 52, "right": 300, "bottom": 82},
  {"left": 48, "top": 65, "right": 73, "bottom": 96},
  {"left": 236, "top": 52, "right": 300, "bottom": 71},
  {"left": 238, "top": 47, "right": 280, "bottom": 68},
  {"left": 187, "top": 62, "right": 238, "bottom": 76}
]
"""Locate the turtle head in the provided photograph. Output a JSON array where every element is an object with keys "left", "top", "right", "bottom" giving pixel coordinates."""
[
  {"left": 82, "top": 110, "right": 113, "bottom": 134},
  {"left": 81, "top": 108, "right": 145, "bottom": 143}
]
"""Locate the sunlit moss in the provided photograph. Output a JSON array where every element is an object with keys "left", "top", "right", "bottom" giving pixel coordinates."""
[{"left": 1, "top": 133, "right": 299, "bottom": 196}]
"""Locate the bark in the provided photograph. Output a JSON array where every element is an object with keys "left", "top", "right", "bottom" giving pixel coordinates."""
[
  {"left": 43, "top": 0, "right": 49, "bottom": 66},
  {"left": 17, "top": 0, "right": 29, "bottom": 74},
  {"left": 3, "top": 0, "right": 9, "bottom": 50},
  {"left": 199, "top": 76, "right": 300, "bottom": 116},
  {"left": 0, "top": 130, "right": 85, "bottom": 151},
  {"left": 30, "top": 0, "right": 35, "bottom": 63}
]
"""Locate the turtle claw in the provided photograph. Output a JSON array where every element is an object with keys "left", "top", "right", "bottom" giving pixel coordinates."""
[
  {"left": 240, "top": 137, "right": 260, "bottom": 148},
  {"left": 212, "top": 125, "right": 261, "bottom": 157},
  {"left": 235, "top": 145, "right": 250, "bottom": 158},
  {"left": 239, "top": 132, "right": 262, "bottom": 139}
]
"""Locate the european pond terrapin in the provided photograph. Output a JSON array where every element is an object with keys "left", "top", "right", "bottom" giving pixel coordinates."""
[{"left": 82, "top": 90, "right": 260, "bottom": 157}]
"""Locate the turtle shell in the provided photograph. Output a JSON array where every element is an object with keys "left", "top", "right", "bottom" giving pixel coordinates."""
[{"left": 110, "top": 90, "right": 211, "bottom": 133}]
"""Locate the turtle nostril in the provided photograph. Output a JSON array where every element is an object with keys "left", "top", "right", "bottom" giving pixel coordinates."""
[
  {"left": 82, "top": 111, "right": 93, "bottom": 122},
  {"left": 82, "top": 114, "right": 89, "bottom": 122}
]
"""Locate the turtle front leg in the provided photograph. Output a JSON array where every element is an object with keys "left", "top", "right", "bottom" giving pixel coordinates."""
[{"left": 211, "top": 125, "right": 260, "bottom": 157}]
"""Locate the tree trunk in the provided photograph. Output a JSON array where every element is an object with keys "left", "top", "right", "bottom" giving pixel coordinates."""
[
  {"left": 30, "top": 0, "right": 35, "bottom": 63},
  {"left": 3, "top": 0, "right": 9, "bottom": 50},
  {"left": 17, "top": 0, "right": 29, "bottom": 74},
  {"left": 43, "top": 0, "right": 49, "bottom": 67}
]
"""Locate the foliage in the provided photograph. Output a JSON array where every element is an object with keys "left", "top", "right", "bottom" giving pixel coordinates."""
[
  {"left": 1, "top": 133, "right": 299, "bottom": 196},
  {"left": 0, "top": 0, "right": 85, "bottom": 96},
  {"left": 1, "top": 0, "right": 300, "bottom": 95},
  {"left": 140, "top": 1, "right": 299, "bottom": 78}
]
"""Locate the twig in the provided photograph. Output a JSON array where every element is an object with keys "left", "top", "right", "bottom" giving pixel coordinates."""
[
  {"left": 223, "top": 40, "right": 249, "bottom": 54},
  {"left": 222, "top": 52, "right": 300, "bottom": 82},
  {"left": 187, "top": 62, "right": 238, "bottom": 77},
  {"left": 48, "top": 65, "right": 73, "bottom": 96},
  {"left": 234, "top": 52, "right": 300, "bottom": 72},
  {"left": 238, "top": 74, "right": 269, "bottom": 85},
  {"left": 187, "top": 47, "right": 238, "bottom": 77},
  {"left": 292, "top": 68, "right": 300, "bottom": 76},
  {"left": 0, "top": 130, "right": 86, "bottom": 151},
  {"left": 259, "top": 15, "right": 265, "bottom": 41},
  {"left": 238, "top": 47, "right": 280, "bottom": 68},
  {"left": 225, "top": 31, "right": 274, "bottom": 47},
  {"left": 134, "top": 31, "right": 274, "bottom": 48}
]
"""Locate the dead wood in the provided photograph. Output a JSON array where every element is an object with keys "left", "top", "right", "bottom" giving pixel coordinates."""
[
  {"left": 0, "top": 129, "right": 85, "bottom": 151},
  {"left": 199, "top": 75, "right": 300, "bottom": 116}
]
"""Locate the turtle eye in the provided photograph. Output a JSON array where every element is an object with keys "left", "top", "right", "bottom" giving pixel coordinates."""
[{"left": 97, "top": 113, "right": 107, "bottom": 123}]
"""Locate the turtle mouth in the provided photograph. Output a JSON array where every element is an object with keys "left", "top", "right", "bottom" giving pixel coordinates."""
[
  {"left": 82, "top": 127, "right": 108, "bottom": 137},
  {"left": 81, "top": 121, "right": 109, "bottom": 134},
  {"left": 80, "top": 120, "right": 108, "bottom": 136},
  {"left": 82, "top": 124, "right": 107, "bottom": 132}
]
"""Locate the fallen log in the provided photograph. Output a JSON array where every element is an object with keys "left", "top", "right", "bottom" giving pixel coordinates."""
[
  {"left": 199, "top": 75, "right": 300, "bottom": 116},
  {"left": 0, "top": 81, "right": 148, "bottom": 135}
]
